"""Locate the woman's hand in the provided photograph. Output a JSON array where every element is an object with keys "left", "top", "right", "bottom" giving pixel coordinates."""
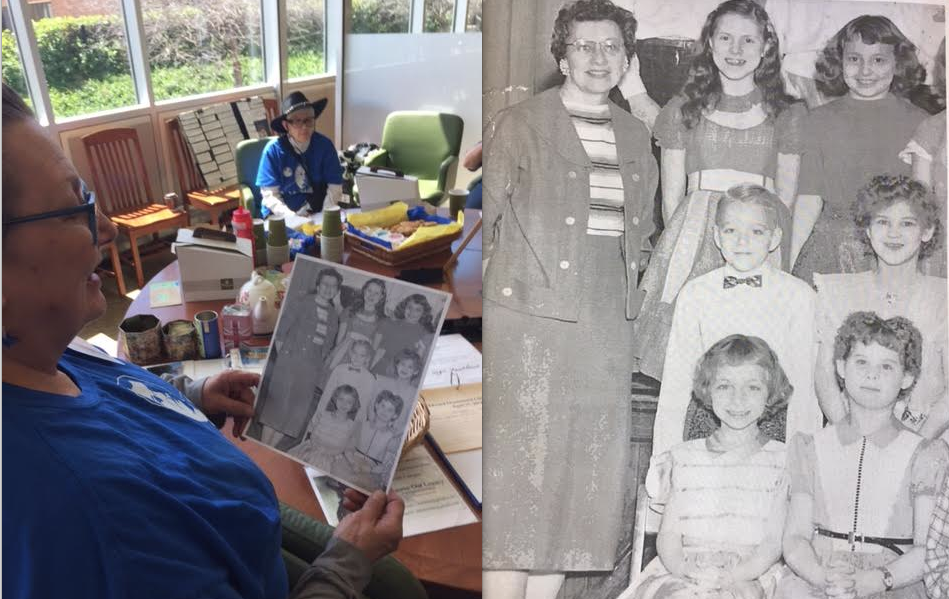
[
  {"left": 341, "top": 487, "right": 369, "bottom": 512},
  {"left": 685, "top": 566, "right": 731, "bottom": 590},
  {"left": 851, "top": 569, "right": 886, "bottom": 597},
  {"left": 201, "top": 370, "right": 259, "bottom": 437},
  {"left": 333, "top": 490, "right": 405, "bottom": 563}
]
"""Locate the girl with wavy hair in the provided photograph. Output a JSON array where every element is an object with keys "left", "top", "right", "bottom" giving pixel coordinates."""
[
  {"left": 632, "top": 0, "right": 804, "bottom": 381},
  {"left": 792, "top": 15, "right": 929, "bottom": 286}
]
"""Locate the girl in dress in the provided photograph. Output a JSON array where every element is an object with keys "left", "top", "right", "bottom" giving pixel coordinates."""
[
  {"left": 292, "top": 384, "right": 362, "bottom": 469},
  {"left": 372, "top": 349, "right": 422, "bottom": 417},
  {"left": 792, "top": 15, "right": 928, "bottom": 286},
  {"left": 349, "top": 390, "right": 405, "bottom": 490},
  {"left": 779, "top": 312, "right": 949, "bottom": 599},
  {"left": 632, "top": 0, "right": 803, "bottom": 380},
  {"left": 900, "top": 37, "right": 946, "bottom": 277},
  {"left": 815, "top": 175, "right": 947, "bottom": 439},
  {"left": 372, "top": 293, "right": 435, "bottom": 376},
  {"left": 626, "top": 334, "right": 790, "bottom": 599},
  {"left": 329, "top": 278, "right": 387, "bottom": 370}
]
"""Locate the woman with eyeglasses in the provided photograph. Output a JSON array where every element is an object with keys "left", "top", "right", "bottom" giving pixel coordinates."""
[
  {"left": 481, "top": 0, "right": 657, "bottom": 596},
  {"left": 256, "top": 91, "right": 344, "bottom": 218},
  {"left": 1, "top": 83, "right": 412, "bottom": 599}
]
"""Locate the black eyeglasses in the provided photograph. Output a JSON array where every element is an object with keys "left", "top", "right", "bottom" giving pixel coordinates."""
[{"left": 2, "top": 181, "right": 99, "bottom": 245}]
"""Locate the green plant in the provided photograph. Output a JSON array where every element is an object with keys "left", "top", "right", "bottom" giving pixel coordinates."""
[
  {"left": 352, "top": 0, "right": 410, "bottom": 33},
  {"left": 1, "top": 30, "right": 28, "bottom": 98},
  {"left": 33, "top": 16, "right": 129, "bottom": 89}
]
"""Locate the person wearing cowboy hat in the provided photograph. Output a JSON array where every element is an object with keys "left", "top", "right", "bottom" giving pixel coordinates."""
[{"left": 257, "top": 91, "right": 344, "bottom": 218}]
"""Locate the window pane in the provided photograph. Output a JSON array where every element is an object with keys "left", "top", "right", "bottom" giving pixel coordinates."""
[
  {"left": 141, "top": 0, "right": 264, "bottom": 102},
  {"left": 1, "top": 22, "right": 33, "bottom": 110},
  {"left": 31, "top": 2, "right": 136, "bottom": 118},
  {"left": 423, "top": 0, "right": 454, "bottom": 33},
  {"left": 287, "top": 0, "right": 326, "bottom": 78},
  {"left": 465, "top": 0, "right": 481, "bottom": 32},
  {"left": 352, "top": 0, "right": 410, "bottom": 34}
]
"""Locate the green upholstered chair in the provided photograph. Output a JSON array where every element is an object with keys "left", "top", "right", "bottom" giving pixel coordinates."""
[
  {"left": 279, "top": 503, "right": 428, "bottom": 599},
  {"left": 235, "top": 137, "right": 275, "bottom": 219},
  {"left": 362, "top": 111, "right": 464, "bottom": 206}
]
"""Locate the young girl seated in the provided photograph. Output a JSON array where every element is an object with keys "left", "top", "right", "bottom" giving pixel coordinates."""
[
  {"left": 291, "top": 384, "right": 362, "bottom": 469},
  {"left": 814, "top": 175, "right": 947, "bottom": 439},
  {"left": 348, "top": 390, "right": 406, "bottom": 490},
  {"left": 629, "top": 335, "right": 791, "bottom": 599},
  {"left": 779, "top": 312, "right": 949, "bottom": 599}
]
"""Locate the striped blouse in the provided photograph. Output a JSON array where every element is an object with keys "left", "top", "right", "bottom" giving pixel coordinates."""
[{"left": 564, "top": 99, "right": 625, "bottom": 237}]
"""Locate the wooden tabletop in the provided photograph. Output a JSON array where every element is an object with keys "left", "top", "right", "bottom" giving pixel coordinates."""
[{"left": 122, "top": 209, "right": 483, "bottom": 594}]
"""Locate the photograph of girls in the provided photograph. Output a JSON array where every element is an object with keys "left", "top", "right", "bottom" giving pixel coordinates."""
[
  {"left": 245, "top": 255, "right": 451, "bottom": 493},
  {"left": 482, "top": 0, "right": 948, "bottom": 597}
]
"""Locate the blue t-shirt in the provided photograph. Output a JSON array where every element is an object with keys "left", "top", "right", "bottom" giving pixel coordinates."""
[
  {"left": 3, "top": 349, "right": 288, "bottom": 599},
  {"left": 256, "top": 134, "right": 344, "bottom": 214}
]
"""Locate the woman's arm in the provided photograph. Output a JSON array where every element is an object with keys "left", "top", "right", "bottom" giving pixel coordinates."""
[
  {"left": 783, "top": 491, "right": 830, "bottom": 588},
  {"left": 912, "top": 154, "right": 934, "bottom": 190},
  {"left": 918, "top": 347, "right": 949, "bottom": 439},
  {"left": 655, "top": 490, "right": 688, "bottom": 578},
  {"left": 660, "top": 148, "right": 686, "bottom": 225},
  {"left": 851, "top": 494, "right": 934, "bottom": 597},
  {"left": 775, "top": 152, "right": 800, "bottom": 211},
  {"left": 815, "top": 336, "right": 848, "bottom": 424}
]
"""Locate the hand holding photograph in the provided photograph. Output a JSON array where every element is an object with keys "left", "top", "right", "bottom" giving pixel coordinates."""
[{"left": 244, "top": 254, "right": 451, "bottom": 493}]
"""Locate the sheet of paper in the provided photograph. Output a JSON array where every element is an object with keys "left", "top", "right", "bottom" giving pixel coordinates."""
[
  {"left": 149, "top": 280, "right": 182, "bottom": 308},
  {"left": 422, "top": 334, "right": 482, "bottom": 389},
  {"left": 441, "top": 448, "right": 482, "bottom": 507},
  {"left": 305, "top": 445, "right": 478, "bottom": 536},
  {"left": 421, "top": 383, "right": 482, "bottom": 453}
]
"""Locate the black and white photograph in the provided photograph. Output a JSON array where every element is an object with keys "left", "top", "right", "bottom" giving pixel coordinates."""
[
  {"left": 245, "top": 255, "right": 451, "bottom": 493},
  {"left": 482, "top": 0, "right": 948, "bottom": 597}
]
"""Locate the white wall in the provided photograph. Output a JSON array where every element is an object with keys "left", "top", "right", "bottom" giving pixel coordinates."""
[{"left": 342, "top": 33, "right": 482, "bottom": 189}]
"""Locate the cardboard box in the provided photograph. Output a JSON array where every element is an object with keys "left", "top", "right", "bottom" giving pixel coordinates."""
[{"left": 173, "top": 229, "right": 254, "bottom": 302}]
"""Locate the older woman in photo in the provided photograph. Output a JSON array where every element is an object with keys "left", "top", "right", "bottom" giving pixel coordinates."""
[{"left": 481, "top": 0, "right": 658, "bottom": 596}]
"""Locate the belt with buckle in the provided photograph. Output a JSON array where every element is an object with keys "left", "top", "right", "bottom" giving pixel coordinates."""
[{"left": 815, "top": 526, "right": 913, "bottom": 555}]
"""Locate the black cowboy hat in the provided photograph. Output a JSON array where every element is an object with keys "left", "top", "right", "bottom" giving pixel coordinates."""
[{"left": 270, "top": 91, "right": 329, "bottom": 134}]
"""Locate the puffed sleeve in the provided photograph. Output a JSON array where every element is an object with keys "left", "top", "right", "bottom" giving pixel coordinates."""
[
  {"left": 774, "top": 101, "right": 806, "bottom": 155},
  {"left": 652, "top": 96, "right": 688, "bottom": 150},
  {"left": 644, "top": 450, "right": 675, "bottom": 507},
  {"left": 787, "top": 433, "right": 817, "bottom": 497},
  {"left": 911, "top": 438, "right": 949, "bottom": 498}
]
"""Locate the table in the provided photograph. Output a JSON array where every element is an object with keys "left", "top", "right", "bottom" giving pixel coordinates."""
[
  {"left": 122, "top": 209, "right": 483, "bottom": 595},
  {"left": 126, "top": 209, "right": 482, "bottom": 324}
]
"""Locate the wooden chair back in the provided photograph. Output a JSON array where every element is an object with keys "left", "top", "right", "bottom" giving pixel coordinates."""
[
  {"left": 166, "top": 97, "right": 280, "bottom": 197},
  {"left": 82, "top": 128, "right": 155, "bottom": 216}
]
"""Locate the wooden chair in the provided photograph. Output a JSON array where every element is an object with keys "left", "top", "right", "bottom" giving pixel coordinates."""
[
  {"left": 100, "top": 241, "right": 127, "bottom": 296},
  {"left": 82, "top": 128, "right": 190, "bottom": 290},
  {"left": 167, "top": 98, "right": 279, "bottom": 227}
]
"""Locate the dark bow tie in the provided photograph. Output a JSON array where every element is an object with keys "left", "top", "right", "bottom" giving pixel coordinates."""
[{"left": 723, "top": 274, "right": 762, "bottom": 289}]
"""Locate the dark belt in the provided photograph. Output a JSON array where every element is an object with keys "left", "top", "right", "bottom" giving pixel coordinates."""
[{"left": 815, "top": 526, "right": 914, "bottom": 556}]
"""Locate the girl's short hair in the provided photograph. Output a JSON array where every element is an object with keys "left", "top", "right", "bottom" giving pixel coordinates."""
[
  {"left": 550, "top": 0, "right": 638, "bottom": 63},
  {"left": 692, "top": 334, "right": 793, "bottom": 416},
  {"left": 313, "top": 268, "right": 343, "bottom": 291},
  {"left": 853, "top": 174, "right": 941, "bottom": 260},
  {"left": 833, "top": 311, "right": 922, "bottom": 399},
  {"left": 353, "top": 278, "right": 387, "bottom": 318},
  {"left": 349, "top": 339, "right": 374, "bottom": 358},
  {"left": 714, "top": 183, "right": 781, "bottom": 229},
  {"left": 815, "top": 15, "right": 925, "bottom": 98},
  {"left": 374, "top": 390, "right": 405, "bottom": 420},
  {"left": 392, "top": 349, "right": 423, "bottom": 380},
  {"left": 327, "top": 384, "right": 361, "bottom": 420},
  {"left": 394, "top": 293, "right": 436, "bottom": 333},
  {"left": 680, "top": 0, "right": 791, "bottom": 129}
]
